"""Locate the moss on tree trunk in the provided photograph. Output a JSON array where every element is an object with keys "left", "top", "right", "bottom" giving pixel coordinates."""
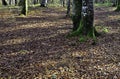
[
  {"left": 21, "top": 0, "right": 28, "bottom": 15},
  {"left": 69, "top": 0, "right": 99, "bottom": 42},
  {"left": 72, "top": 0, "right": 82, "bottom": 31}
]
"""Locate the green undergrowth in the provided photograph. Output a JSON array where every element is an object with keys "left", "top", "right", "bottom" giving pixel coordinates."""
[
  {"left": 95, "top": 3, "right": 113, "bottom": 7},
  {"left": 95, "top": 26, "right": 109, "bottom": 33},
  {"left": 67, "top": 20, "right": 97, "bottom": 42}
]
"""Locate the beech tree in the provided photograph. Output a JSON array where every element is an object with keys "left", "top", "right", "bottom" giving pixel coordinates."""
[{"left": 68, "top": 0, "right": 99, "bottom": 42}]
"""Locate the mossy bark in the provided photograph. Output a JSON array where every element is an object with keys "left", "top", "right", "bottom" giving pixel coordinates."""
[
  {"left": 72, "top": 0, "right": 82, "bottom": 31},
  {"left": 116, "top": 0, "right": 120, "bottom": 11},
  {"left": 21, "top": 0, "right": 28, "bottom": 15},
  {"left": 69, "top": 0, "right": 98, "bottom": 41}
]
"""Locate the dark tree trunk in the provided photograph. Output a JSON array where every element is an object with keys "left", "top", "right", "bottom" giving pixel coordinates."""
[
  {"left": 72, "top": 0, "right": 82, "bottom": 31},
  {"left": 69, "top": 0, "right": 98, "bottom": 42},
  {"left": 2, "top": 0, "right": 8, "bottom": 6},
  {"left": 18, "top": 0, "right": 23, "bottom": 6},
  {"left": 40, "top": 0, "right": 47, "bottom": 7},
  {"left": 116, "top": 0, "right": 120, "bottom": 11},
  {"left": 62, "top": 0, "right": 65, "bottom": 7},
  {"left": 66, "top": 0, "right": 71, "bottom": 17},
  {"left": 21, "top": 0, "right": 28, "bottom": 15},
  {"left": 15, "top": 0, "right": 18, "bottom": 6},
  {"left": 9, "top": 0, "right": 12, "bottom": 5},
  {"left": 60, "top": 0, "right": 66, "bottom": 7},
  {"left": 33, "top": 0, "right": 38, "bottom": 5}
]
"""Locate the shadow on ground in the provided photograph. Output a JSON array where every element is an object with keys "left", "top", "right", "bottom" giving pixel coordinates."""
[{"left": 0, "top": 6, "right": 120, "bottom": 79}]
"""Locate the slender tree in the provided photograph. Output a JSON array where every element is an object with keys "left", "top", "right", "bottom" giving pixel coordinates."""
[
  {"left": 60, "top": 0, "right": 66, "bottom": 7},
  {"left": 21, "top": 0, "right": 28, "bottom": 15},
  {"left": 66, "top": 0, "right": 71, "bottom": 17},
  {"left": 15, "top": 0, "right": 18, "bottom": 6},
  {"left": 2, "top": 0, "right": 8, "bottom": 6},
  {"left": 112, "top": 0, "right": 117, "bottom": 6},
  {"left": 33, "top": 0, "right": 39, "bottom": 5}
]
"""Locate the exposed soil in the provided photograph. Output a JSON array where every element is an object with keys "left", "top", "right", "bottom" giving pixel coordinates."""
[{"left": 0, "top": 6, "right": 120, "bottom": 79}]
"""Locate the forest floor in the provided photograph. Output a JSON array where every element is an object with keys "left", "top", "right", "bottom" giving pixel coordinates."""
[{"left": 0, "top": 6, "right": 120, "bottom": 79}]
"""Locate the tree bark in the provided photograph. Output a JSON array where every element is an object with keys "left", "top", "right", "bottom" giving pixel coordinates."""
[
  {"left": 66, "top": 0, "right": 71, "bottom": 17},
  {"left": 40, "top": 0, "right": 47, "bottom": 7},
  {"left": 2, "top": 0, "right": 8, "bottom": 6},
  {"left": 15, "top": 0, "right": 18, "bottom": 6},
  {"left": 72, "top": 0, "right": 82, "bottom": 31},
  {"left": 69, "top": 0, "right": 98, "bottom": 41},
  {"left": 116, "top": 0, "right": 120, "bottom": 11},
  {"left": 18, "top": 0, "right": 23, "bottom": 6},
  {"left": 21, "top": 0, "right": 28, "bottom": 15}
]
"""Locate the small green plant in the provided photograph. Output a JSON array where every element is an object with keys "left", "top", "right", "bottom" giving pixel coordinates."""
[
  {"left": 19, "top": 50, "right": 29, "bottom": 55},
  {"left": 95, "top": 26, "right": 109, "bottom": 33},
  {"left": 19, "top": 14, "right": 26, "bottom": 17},
  {"left": 51, "top": 74, "right": 57, "bottom": 79},
  {"left": 103, "top": 27, "right": 109, "bottom": 33},
  {"left": 79, "top": 36, "right": 87, "bottom": 42}
]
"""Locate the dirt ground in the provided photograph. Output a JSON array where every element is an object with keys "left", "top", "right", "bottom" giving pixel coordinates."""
[{"left": 0, "top": 6, "right": 120, "bottom": 79}]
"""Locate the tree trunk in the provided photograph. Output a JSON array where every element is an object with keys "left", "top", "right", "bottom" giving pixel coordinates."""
[
  {"left": 21, "top": 0, "right": 28, "bottom": 15},
  {"left": 9, "top": 0, "right": 12, "bottom": 5},
  {"left": 116, "top": 0, "right": 120, "bottom": 11},
  {"left": 72, "top": 0, "right": 82, "bottom": 31},
  {"left": 15, "top": 0, "right": 18, "bottom": 6},
  {"left": 66, "top": 0, "right": 71, "bottom": 17},
  {"left": 33, "top": 0, "right": 39, "bottom": 5},
  {"left": 2, "top": 0, "right": 8, "bottom": 6},
  {"left": 40, "top": 0, "right": 47, "bottom": 7},
  {"left": 62, "top": 0, "right": 65, "bottom": 7},
  {"left": 18, "top": 0, "right": 23, "bottom": 6},
  {"left": 112, "top": 0, "right": 117, "bottom": 6},
  {"left": 69, "top": 0, "right": 98, "bottom": 41}
]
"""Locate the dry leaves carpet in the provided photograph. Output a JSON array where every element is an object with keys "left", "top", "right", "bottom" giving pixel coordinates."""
[{"left": 0, "top": 6, "right": 120, "bottom": 79}]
